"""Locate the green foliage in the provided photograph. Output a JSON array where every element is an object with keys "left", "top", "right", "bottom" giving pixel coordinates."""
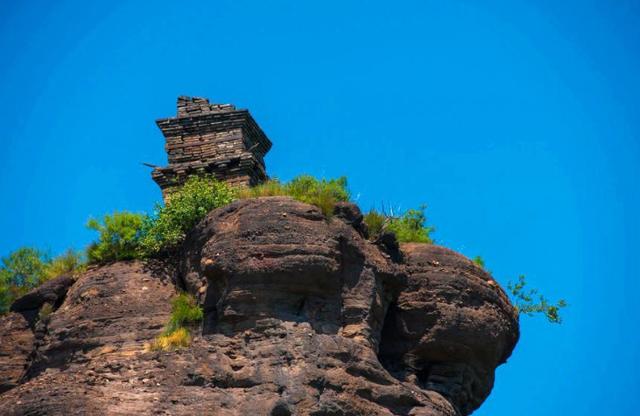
[
  {"left": 86, "top": 211, "right": 146, "bottom": 264},
  {"left": 239, "top": 175, "right": 350, "bottom": 217},
  {"left": 0, "top": 247, "right": 48, "bottom": 313},
  {"left": 149, "top": 293, "right": 203, "bottom": 351},
  {"left": 363, "top": 210, "right": 386, "bottom": 238},
  {"left": 285, "top": 175, "right": 350, "bottom": 216},
  {"left": 387, "top": 207, "right": 434, "bottom": 243},
  {"left": 472, "top": 255, "right": 485, "bottom": 268},
  {"left": 508, "top": 275, "right": 567, "bottom": 324},
  {"left": 164, "top": 293, "right": 204, "bottom": 335},
  {"left": 44, "top": 249, "right": 86, "bottom": 280},
  {"left": 0, "top": 247, "right": 86, "bottom": 314},
  {"left": 140, "top": 175, "right": 236, "bottom": 255},
  {"left": 364, "top": 206, "right": 434, "bottom": 243},
  {"left": 237, "top": 179, "right": 288, "bottom": 198}
]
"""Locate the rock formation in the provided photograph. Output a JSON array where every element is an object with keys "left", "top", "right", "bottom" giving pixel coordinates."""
[{"left": 0, "top": 197, "right": 519, "bottom": 415}]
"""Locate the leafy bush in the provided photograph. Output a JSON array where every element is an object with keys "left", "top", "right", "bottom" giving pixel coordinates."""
[
  {"left": 238, "top": 175, "right": 350, "bottom": 217},
  {"left": 0, "top": 247, "right": 48, "bottom": 313},
  {"left": 86, "top": 212, "right": 146, "bottom": 264},
  {"left": 164, "top": 293, "right": 204, "bottom": 335},
  {"left": 364, "top": 206, "right": 434, "bottom": 243},
  {"left": 149, "top": 293, "right": 203, "bottom": 352},
  {"left": 44, "top": 249, "right": 86, "bottom": 280},
  {"left": 140, "top": 175, "right": 236, "bottom": 255},
  {"left": 508, "top": 275, "right": 567, "bottom": 324},
  {"left": 0, "top": 247, "right": 86, "bottom": 313}
]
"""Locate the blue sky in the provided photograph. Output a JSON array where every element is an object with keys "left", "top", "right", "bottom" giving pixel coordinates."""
[{"left": 1, "top": 1, "right": 638, "bottom": 414}]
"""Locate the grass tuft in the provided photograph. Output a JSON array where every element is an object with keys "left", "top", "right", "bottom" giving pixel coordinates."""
[
  {"left": 238, "top": 175, "right": 350, "bottom": 217},
  {"left": 148, "top": 293, "right": 202, "bottom": 352},
  {"left": 148, "top": 327, "right": 191, "bottom": 351},
  {"left": 364, "top": 206, "right": 434, "bottom": 243}
]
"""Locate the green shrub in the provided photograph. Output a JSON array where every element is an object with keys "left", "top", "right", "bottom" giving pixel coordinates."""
[
  {"left": 0, "top": 247, "right": 88, "bottom": 314},
  {"left": 362, "top": 209, "right": 386, "bottom": 238},
  {"left": 164, "top": 293, "right": 204, "bottom": 335},
  {"left": 140, "top": 175, "right": 236, "bottom": 255},
  {"left": 508, "top": 275, "right": 567, "bottom": 324},
  {"left": 472, "top": 255, "right": 486, "bottom": 268},
  {"left": 149, "top": 293, "right": 203, "bottom": 351},
  {"left": 364, "top": 206, "right": 434, "bottom": 243},
  {"left": 86, "top": 211, "right": 146, "bottom": 264},
  {"left": 238, "top": 175, "right": 350, "bottom": 217},
  {"left": 285, "top": 175, "right": 350, "bottom": 216},
  {"left": 44, "top": 249, "right": 86, "bottom": 280},
  {"left": 0, "top": 247, "right": 48, "bottom": 313}
]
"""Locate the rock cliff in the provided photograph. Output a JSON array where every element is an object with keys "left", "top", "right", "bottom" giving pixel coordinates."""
[{"left": 0, "top": 197, "right": 519, "bottom": 415}]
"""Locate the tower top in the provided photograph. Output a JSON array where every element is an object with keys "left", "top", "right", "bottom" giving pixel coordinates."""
[
  {"left": 151, "top": 96, "right": 272, "bottom": 197},
  {"left": 176, "top": 96, "right": 237, "bottom": 117}
]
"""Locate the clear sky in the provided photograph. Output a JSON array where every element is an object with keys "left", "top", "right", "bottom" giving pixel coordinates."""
[{"left": 1, "top": 1, "right": 639, "bottom": 414}]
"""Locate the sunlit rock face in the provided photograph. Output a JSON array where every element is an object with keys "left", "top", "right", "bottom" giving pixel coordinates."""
[
  {"left": 0, "top": 197, "right": 518, "bottom": 416},
  {"left": 379, "top": 244, "right": 520, "bottom": 414},
  {"left": 181, "top": 197, "right": 397, "bottom": 346}
]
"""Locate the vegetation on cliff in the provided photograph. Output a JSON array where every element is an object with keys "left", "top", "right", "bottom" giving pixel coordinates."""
[
  {"left": 237, "top": 175, "right": 350, "bottom": 217},
  {"left": 507, "top": 275, "right": 567, "bottom": 324},
  {"left": 86, "top": 212, "right": 146, "bottom": 263},
  {"left": 140, "top": 175, "right": 236, "bottom": 255},
  {"left": 0, "top": 173, "right": 565, "bottom": 325},
  {"left": 363, "top": 206, "right": 435, "bottom": 243},
  {"left": 0, "top": 248, "right": 85, "bottom": 313},
  {"left": 149, "top": 293, "right": 203, "bottom": 351},
  {"left": 472, "top": 256, "right": 567, "bottom": 323}
]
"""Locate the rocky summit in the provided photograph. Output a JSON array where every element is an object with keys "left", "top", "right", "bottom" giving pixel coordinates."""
[{"left": 0, "top": 197, "right": 519, "bottom": 415}]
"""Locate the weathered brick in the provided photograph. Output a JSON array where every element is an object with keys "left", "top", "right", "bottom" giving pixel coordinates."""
[{"left": 151, "top": 97, "right": 272, "bottom": 200}]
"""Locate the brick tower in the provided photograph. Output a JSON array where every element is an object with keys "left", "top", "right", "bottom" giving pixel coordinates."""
[{"left": 151, "top": 96, "right": 272, "bottom": 197}]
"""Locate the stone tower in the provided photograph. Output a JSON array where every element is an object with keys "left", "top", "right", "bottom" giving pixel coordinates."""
[{"left": 151, "top": 96, "right": 272, "bottom": 196}]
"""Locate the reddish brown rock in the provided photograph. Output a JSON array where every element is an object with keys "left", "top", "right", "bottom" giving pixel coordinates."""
[
  {"left": 379, "top": 244, "right": 519, "bottom": 415},
  {"left": 0, "top": 312, "right": 34, "bottom": 393},
  {"left": 0, "top": 198, "right": 518, "bottom": 415},
  {"left": 10, "top": 274, "right": 75, "bottom": 314}
]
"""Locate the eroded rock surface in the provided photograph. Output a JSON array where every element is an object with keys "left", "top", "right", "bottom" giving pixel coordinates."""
[
  {"left": 0, "top": 312, "right": 34, "bottom": 393},
  {"left": 0, "top": 197, "right": 518, "bottom": 415}
]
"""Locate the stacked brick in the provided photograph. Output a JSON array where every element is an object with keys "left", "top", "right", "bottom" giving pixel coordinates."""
[{"left": 152, "top": 96, "right": 272, "bottom": 198}]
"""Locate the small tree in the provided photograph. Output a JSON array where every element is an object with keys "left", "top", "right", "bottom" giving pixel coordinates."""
[
  {"left": 0, "top": 247, "right": 48, "bottom": 313},
  {"left": 86, "top": 211, "right": 146, "bottom": 264},
  {"left": 508, "top": 275, "right": 567, "bottom": 324}
]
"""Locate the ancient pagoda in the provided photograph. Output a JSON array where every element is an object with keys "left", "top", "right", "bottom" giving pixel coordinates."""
[{"left": 151, "top": 96, "right": 272, "bottom": 197}]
